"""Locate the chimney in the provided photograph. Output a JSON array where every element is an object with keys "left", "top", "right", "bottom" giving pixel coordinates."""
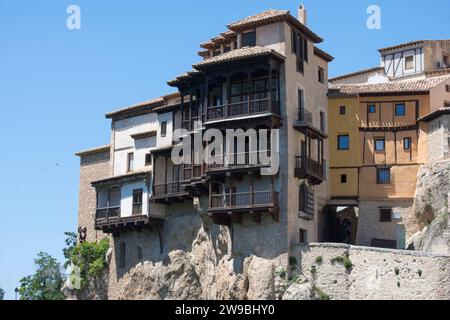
[{"left": 298, "top": 4, "right": 307, "bottom": 26}]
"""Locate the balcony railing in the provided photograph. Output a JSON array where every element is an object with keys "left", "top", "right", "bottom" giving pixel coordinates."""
[
  {"left": 153, "top": 182, "right": 185, "bottom": 198},
  {"left": 207, "top": 151, "right": 271, "bottom": 172},
  {"left": 210, "top": 191, "right": 279, "bottom": 210},
  {"left": 95, "top": 206, "right": 120, "bottom": 221},
  {"left": 206, "top": 97, "right": 280, "bottom": 121},
  {"left": 298, "top": 109, "right": 313, "bottom": 125},
  {"left": 295, "top": 156, "right": 325, "bottom": 184}
]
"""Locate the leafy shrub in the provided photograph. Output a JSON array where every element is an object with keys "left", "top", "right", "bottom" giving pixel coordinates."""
[
  {"left": 315, "top": 256, "right": 323, "bottom": 264},
  {"left": 70, "top": 238, "right": 110, "bottom": 288}
]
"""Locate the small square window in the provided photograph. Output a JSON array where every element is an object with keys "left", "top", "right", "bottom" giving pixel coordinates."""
[
  {"left": 299, "top": 229, "right": 308, "bottom": 244},
  {"left": 375, "top": 138, "right": 385, "bottom": 151},
  {"left": 403, "top": 137, "right": 411, "bottom": 150},
  {"left": 338, "top": 135, "right": 349, "bottom": 150},
  {"left": 145, "top": 153, "right": 152, "bottom": 166},
  {"left": 377, "top": 167, "right": 391, "bottom": 184},
  {"left": 379, "top": 208, "right": 392, "bottom": 222},
  {"left": 242, "top": 31, "right": 256, "bottom": 47},
  {"left": 340, "top": 106, "right": 346, "bottom": 115},
  {"left": 395, "top": 103, "right": 406, "bottom": 116},
  {"left": 405, "top": 56, "right": 414, "bottom": 70},
  {"left": 161, "top": 121, "right": 167, "bottom": 137},
  {"left": 341, "top": 174, "right": 347, "bottom": 184},
  {"left": 368, "top": 104, "right": 376, "bottom": 113}
]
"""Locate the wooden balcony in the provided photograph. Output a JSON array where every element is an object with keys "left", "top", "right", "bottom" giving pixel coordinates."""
[
  {"left": 206, "top": 98, "right": 280, "bottom": 123},
  {"left": 208, "top": 191, "right": 279, "bottom": 226},
  {"left": 94, "top": 207, "right": 163, "bottom": 234},
  {"left": 206, "top": 151, "right": 272, "bottom": 176},
  {"left": 151, "top": 182, "right": 191, "bottom": 204},
  {"left": 293, "top": 110, "right": 327, "bottom": 138},
  {"left": 295, "top": 156, "right": 325, "bottom": 185}
]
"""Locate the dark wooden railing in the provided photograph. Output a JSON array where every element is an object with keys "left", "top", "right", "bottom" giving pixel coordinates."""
[
  {"left": 210, "top": 191, "right": 279, "bottom": 209},
  {"left": 95, "top": 206, "right": 120, "bottom": 221},
  {"left": 207, "top": 97, "right": 280, "bottom": 121},
  {"left": 207, "top": 151, "right": 271, "bottom": 171},
  {"left": 295, "top": 156, "right": 325, "bottom": 181},
  {"left": 298, "top": 109, "right": 313, "bottom": 125},
  {"left": 153, "top": 182, "right": 185, "bottom": 197}
]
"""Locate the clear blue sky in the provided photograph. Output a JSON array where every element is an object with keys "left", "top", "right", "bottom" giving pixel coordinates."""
[{"left": 0, "top": 0, "right": 448, "bottom": 299}]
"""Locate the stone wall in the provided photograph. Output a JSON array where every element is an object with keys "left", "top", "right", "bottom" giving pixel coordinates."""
[
  {"left": 77, "top": 150, "right": 111, "bottom": 243},
  {"left": 294, "top": 243, "right": 450, "bottom": 300},
  {"left": 427, "top": 115, "right": 450, "bottom": 162},
  {"left": 356, "top": 199, "right": 416, "bottom": 247}
]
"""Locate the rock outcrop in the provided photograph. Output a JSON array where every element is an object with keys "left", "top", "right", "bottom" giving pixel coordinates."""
[{"left": 408, "top": 159, "right": 450, "bottom": 254}]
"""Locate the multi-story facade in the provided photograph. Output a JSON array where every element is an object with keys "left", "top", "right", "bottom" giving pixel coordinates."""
[
  {"left": 328, "top": 40, "right": 450, "bottom": 249},
  {"left": 76, "top": 6, "right": 332, "bottom": 279}
]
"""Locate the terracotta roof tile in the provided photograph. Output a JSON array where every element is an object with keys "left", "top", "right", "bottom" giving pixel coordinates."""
[
  {"left": 193, "top": 46, "right": 285, "bottom": 70},
  {"left": 75, "top": 145, "right": 110, "bottom": 157},
  {"left": 92, "top": 170, "right": 152, "bottom": 187},
  {"left": 329, "top": 67, "right": 385, "bottom": 83},
  {"left": 328, "top": 76, "right": 450, "bottom": 98},
  {"left": 378, "top": 40, "right": 428, "bottom": 53},
  {"left": 313, "top": 47, "right": 334, "bottom": 62}
]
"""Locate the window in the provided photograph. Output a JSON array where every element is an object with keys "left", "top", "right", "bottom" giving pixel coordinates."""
[
  {"left": 395, "top": 103, "right": 406, "bottom": 116},
  {"left": 379, "top": 208, "right": 392, "bottom": 222},
  {"left": 242, "top": 31, "right": 256, "bottom": 47},
  {"left": 374, "top": 138, "right": 385, "bottom": 151},
  {"left": 320, "top": 111, "right": 325, "bottom": 132},
  {"left": 119, "top": 242, "right": 126, "bottom": 269},
  {"left": 127, "top": 153, "right": 134, "bottom": 172},
  {"left": 292, "top": 29, "right": 308, "bottom": 73},
  {"left": 213, "top": 49, "right": 221, "bottom": 57},
  {"left": 368, "top": 104, "right": 376, "bottom": 113},
  {"left": 341, "top": 174, "right": 347, "bottom": 184},
  {"left": 161, "top": 121, "right": 167, "bottom": 137},
  {"left": 299, "top": 183, "right": 314, "bottom": 218},
  {"left": 224, "top": 46, "right": 231, "bottom": 53},
  {"left": 377, "top": 167, "right": 391, "bottom": 184},
  {"left": 299, "top": 229, "right": 308, "bottom": 244},
  {"left": 318, "top": 67, "right": 325, "bottom": 83},
  {"left": 446, "top": 85, "right": 450, "bottom": 93},
  {"left": 298, "top": 89, "right": 305, "bottom": 121},
  {"left": 340, "top": 106, "right": 346, "bottom": 115},
  {"left": 145, "top": 153, "right": 152, "bottom": 166},
  {"left": 338, "top": 135, "right": 349, "bottom": 150},
  {"left": 137, "top": 246, "right": 143, "bottom": 261},
  {"left": 405, "top": 56, "right": 414, "bottom": 70},
  {"left": 132, "top": 189, "right": 143, "bottom": 215},
  {"left": 403, "top": 137, "right": 411, "bottom": 150}
]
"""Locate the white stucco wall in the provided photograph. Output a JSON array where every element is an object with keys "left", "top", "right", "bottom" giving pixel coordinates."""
[{"left": 120, "top": 181, "right": 149, "bottom": 218}]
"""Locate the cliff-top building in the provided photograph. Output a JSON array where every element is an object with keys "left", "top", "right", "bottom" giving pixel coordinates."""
[
  {"left": 328, "top": 40, "right": 450, "bottom": 249},
  {"left": 75, "top": 5, "right": 333, "bottom": 298}
]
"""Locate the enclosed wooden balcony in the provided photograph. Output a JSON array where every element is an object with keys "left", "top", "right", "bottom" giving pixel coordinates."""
[
  {"left": 206, "top": 98, "right": 280, "bottom": 123},
  {"left": 94, "top": 207, "right": 163, "bottom": 234},
  {"left": 295, "top": 156, "right": 325, "bottom": 185},
  {"left": 206, "top": 151, "right": 272, "bottom": 176},
  {"left": 151, "top": 182, "right": 191, "bottom": 203},
  {"left": 208, "top": 190, "right": 279, "bottom": 225}
]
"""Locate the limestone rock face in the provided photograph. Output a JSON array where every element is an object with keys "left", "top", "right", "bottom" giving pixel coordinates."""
[
  {"left": 282, "top": 282, "right": 315, "bottom": 300},
  {"left": 69, "top": 209, "right": 283, "bottom": 300},
  {"left": 409, "top": 159, "right": 450, "bottom": 255},
  {"left": 413, "top": 159, "right": 450, "bottom": 226}
]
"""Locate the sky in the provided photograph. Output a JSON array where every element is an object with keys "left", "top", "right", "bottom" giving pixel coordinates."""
[{"left": 0, "top": 0, "right": 448, "bottom": 300}]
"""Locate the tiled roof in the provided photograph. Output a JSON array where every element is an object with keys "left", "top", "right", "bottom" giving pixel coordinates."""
[
  {"left": 418, "top": 107, "right": 450, "bottom": 122},
  {"left": 425, "top": 68, "right": 450, "bottom": 77},
  {"left": 75, "top": 145, "right": 110, "bottom": 157},
  {"left": 313, "top": 47, "right": 334, "bottom": 62},
  {"left": 92, "top": 170, "right": 152, "bottom": 187},
  {"left": 329, "top": 67, "right": 385, "bottom": 83},
  {"left": 200, "top": 30, "right": 237, "bottom": 49},
  {"left": 167, "top": 70, "right": 202, "bottom": 87},
  {"left": 328, "top": 76, "right": 450, "bottom": 98},
  {"left": 193, "top": 46, "right": 285, "bottom": 70},
  {"left": 378, "top": 40, "right": 450, "bottom": 53},
  {"left": 130, "top": 131, "right": 157, "bottom": 140},
  {"left": 105, "top": 92, "right": 180, "bottom": 119},
  {"left": 378, "top": 40, "right": 428, "bottom": 53},
  {"left": 227, "top": 9, "right": 322, "bottom": 43}
]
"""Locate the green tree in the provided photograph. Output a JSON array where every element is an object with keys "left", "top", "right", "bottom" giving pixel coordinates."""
[
  {"left": 18, "top": 252, "right": 65, "bottom": 300},
  {"left": 0, "top": 287, "right": 4, "bottom": 300},
  {"left": 63, "top": 232, "right": 77, "bottom": 269}
]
